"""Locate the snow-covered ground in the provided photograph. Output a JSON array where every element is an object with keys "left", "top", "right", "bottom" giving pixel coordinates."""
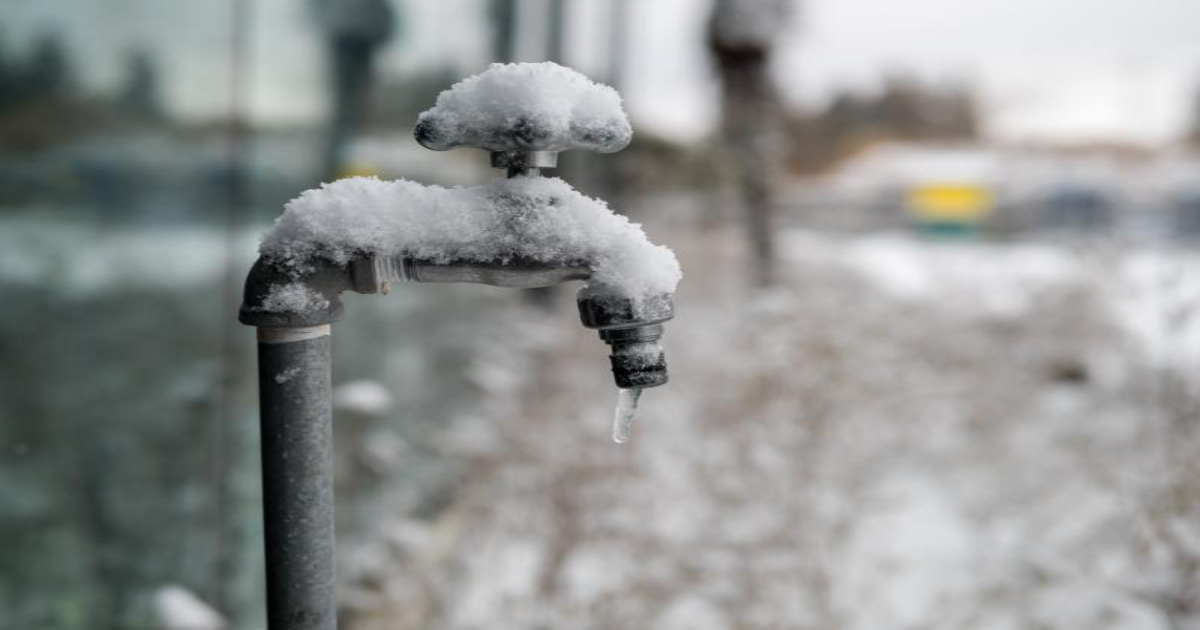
[
  {"left": 4, "top": 206, "right": 1199, "bottom": 629},
  {"left": 0, "top": 214, "right": 539, "bottom": 628},
  {"left": 340, "top": 211, "right": 1200, "bottom": 630}
]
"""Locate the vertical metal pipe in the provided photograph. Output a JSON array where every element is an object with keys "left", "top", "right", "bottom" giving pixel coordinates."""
[{"left": 255, "top": 325, "right": 337, "bottom": 630}]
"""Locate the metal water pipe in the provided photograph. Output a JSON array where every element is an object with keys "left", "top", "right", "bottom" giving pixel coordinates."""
[{"left": 238, "top": 75, "right": 673, "bottom": 629}]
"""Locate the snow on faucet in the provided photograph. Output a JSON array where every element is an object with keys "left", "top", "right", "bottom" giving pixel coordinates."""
[
  {"left": 238, "top": 60, "right": 680, "bottom": 630},
  {"left": 414, "top": 61, "right": 633, "bottom": 154},
  {"left": 243, "top": 62, "right": 681, "bottom": 390}
]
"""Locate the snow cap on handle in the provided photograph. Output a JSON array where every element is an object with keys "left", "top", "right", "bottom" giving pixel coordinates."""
[{"left": 415, "top": 62, "right": 633, "bottom": 154}]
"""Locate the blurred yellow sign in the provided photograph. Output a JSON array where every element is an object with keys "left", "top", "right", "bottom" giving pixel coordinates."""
[
  {"left": 336, "top": 163, "right": 381, "bottom": 179},
  {"left": 907, "top": 184, "right": 994, "bottom": 222}
]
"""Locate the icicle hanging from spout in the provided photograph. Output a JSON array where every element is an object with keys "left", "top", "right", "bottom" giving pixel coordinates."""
[{"left": 612, "top": 387, "right": 643, "bottom": 444}]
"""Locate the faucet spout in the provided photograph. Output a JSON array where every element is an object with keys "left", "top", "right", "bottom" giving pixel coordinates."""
[
  {"left": 372, "top": 255, "right": 675, "bottom": 390},
  {"left": 239, "top": 250, "right": 675, "bottom": 391},
  {"left": 577, "top": 288, "right": 674, "bottom": 389}
]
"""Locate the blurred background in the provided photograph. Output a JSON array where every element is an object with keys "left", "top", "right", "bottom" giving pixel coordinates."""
[{"left": 3, "top": 0, "right": 1200, "bottom": 628}]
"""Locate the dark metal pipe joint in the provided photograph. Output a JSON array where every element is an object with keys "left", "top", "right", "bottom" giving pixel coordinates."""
[{"left": 577, "top": 290, "right": 674, "bottom": 389}]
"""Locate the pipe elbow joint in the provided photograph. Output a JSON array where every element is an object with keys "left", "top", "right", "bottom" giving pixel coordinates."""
[{"left": 238, "top": 256, "right": 379, "bottom": 328}]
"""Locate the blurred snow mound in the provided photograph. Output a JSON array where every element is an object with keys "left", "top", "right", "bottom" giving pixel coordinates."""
[
  {"left": 334, "top": 379, "right": 394, "bottom": 416},
  {"left": 153, "top": 585, "right": 225, "bottom": 630}
]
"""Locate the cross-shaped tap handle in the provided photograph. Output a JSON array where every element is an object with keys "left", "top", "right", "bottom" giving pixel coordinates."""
[{"left": 413, "top": 62, "right": 633, "bottom": 156}]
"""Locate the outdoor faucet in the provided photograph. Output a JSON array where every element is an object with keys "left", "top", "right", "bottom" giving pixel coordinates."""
[
  {"left": 237, "top": 63, "right": 679, "bottom": 630},
  {"left": 238, "top": 252, "right": 674, "bottom": 389}
]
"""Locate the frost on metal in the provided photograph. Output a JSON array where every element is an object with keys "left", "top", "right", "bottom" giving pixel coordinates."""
[
  {"left": 415, "top": 62, "right": 633, "bottom": 153},
  {"left": 259, "top": 281, "right": 331, "bottom": 313},
  {"left": 273, "top": 367, "right": 301, "bottom": 385},
  {"left": 260, "top": 176, "right": 681, "bottom": 308}
]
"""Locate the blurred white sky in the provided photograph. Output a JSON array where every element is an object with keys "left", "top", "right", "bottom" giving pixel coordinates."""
[
  {"left": 5, "top": 0, "right": 1200, "bottom": 146},
  {"left": 624, "top": 0, "right": 1200, "bottom": 145},
  {"left": 786, "top": 0, "right": 1200, "bottom": 145}
]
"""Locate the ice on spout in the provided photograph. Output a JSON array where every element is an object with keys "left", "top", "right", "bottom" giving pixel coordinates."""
[
  {"left": 259, "top": 175, "right": 681, "bottom": 310},
  {"left": 415, "top": 62, "right": 633, "bottom": 153},
  {"left": 612, "top": 387, "right": 643, "bottom": 444}
]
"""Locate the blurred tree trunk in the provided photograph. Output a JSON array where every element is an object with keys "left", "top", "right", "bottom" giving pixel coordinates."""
[
  {"left": 708, "top": 0, "right": 790, "bottom": 288},
  {"left": 1190, "top": 85, "right": 1200, "bottom": 147},
  {"left": 489, "top": 0, "right": 518, "bottom": 63},
  {"left": 314, "top": 0, "right": 397, "bottom": 181}
]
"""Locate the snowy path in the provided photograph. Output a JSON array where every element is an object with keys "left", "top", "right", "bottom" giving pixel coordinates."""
[
  {"left": 345, "top": 219, "right": 1200, "bottom": 630},
  {"left": 5, "top": 212, "right": 1197, "bottom": 629}
]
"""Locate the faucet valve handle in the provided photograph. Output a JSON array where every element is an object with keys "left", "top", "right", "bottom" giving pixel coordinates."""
[
  {"left": 415, "top": 112, "right": 631, "bottom": 159},
  {"left": 413, "top": 63, "right": 633, "bottom": 158}
]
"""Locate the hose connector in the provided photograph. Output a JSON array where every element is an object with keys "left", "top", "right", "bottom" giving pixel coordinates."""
[{"left": 577, "top": 289, "right": 674, "bottom": 389}]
